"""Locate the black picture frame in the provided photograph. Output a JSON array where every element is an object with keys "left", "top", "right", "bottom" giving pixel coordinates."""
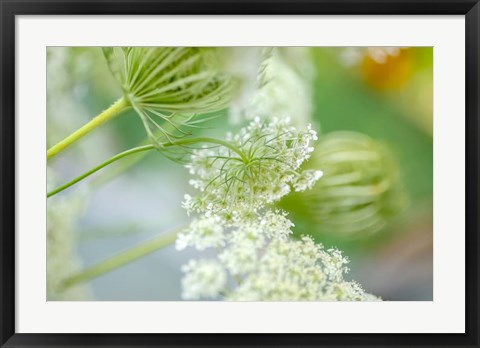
[{"left": 1, "top": 1, "right": 478, "bottom": 347}]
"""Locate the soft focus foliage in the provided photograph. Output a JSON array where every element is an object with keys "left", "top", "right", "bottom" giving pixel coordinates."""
[
  {"left": 46, "top": 47, "right": 433, "bottom": 301},
  {"left": 229, "top": 48, "right": 314, "bottom": 127},
  {"left": 47, "top": 169, "right": 91, "bottom": 300}
]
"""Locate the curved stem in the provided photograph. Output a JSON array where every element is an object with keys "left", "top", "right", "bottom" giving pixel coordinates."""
[
  {"left": 90, "top": 135, "right": 154, "bottom": 189},
  {"left": 48, "top": 137, "right": 247, "bottom": 197},
  {"left": 60, "top": 228, "right": 180, "bottom": 289},
  {"left": 47, "top": 145, "right": 155, "bottom": 197},
  {"left": 47, "top": 97, "right": 130, "bottom": 160}
]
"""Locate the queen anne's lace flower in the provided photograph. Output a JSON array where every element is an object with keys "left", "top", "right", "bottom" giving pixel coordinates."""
[
  {"left": 218, "top": 220, "right": 266, "bottom": 275},
  {"left": 260, "top": 209, "right": 293, "bottom": 240},
  {"left": 179, "top": 210, "right": 380, "bottom": 301},
  {"left": 181, "top": 259, "right": 227, "bottom": 300},
  {"left": 183, "top": 118, "right": 322, "bottom": 219},
  {"left": 176, "top": 55, "right": 380, "bottom": 302},
  {"left": 176, "top": 216, "right": 225, "bottom": 251},
  {"left": 228, "top": 236, "right": 379, "bottom": 301},
  {"left": 293, "top": 168, "right": 324, "bottom": 192}
]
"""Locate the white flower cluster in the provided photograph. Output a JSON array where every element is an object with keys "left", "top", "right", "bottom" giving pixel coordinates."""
[
  {"left": 229, "top": 236, "right": 378, "bottom": 301},
  {"left": 183, "top": 118, "right": 322, "bottom": 220},
  {"left": 176, "top": 215, "right": 225, "bottom": 251},
  {"left": 176, "top": 49, "right": 380, "bottom": 302},
  {"left": 177, "top": 210, "right": 380, "bottom": 301},
  {"left": 181, "top": 259, "right": 227, "bottom": 300}
]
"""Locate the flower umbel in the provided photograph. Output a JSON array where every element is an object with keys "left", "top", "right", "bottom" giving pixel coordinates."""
[
  {"left": 179, "top": 210, "right": 381, "bottom": 301},
  {"left": 178, "top": 128, "right": 379, "bottom": 301},
  {"left": 181, "top": 259, "right": 227, "bottom": 300},
  {"left": 176, "top": 215, "right": 225, "bottom": 251},
  {"left": 183, "top": 118, "right": 322, "bottom": 219},
  {"left": 228, "top": 236, "right": 379, "bottom": 301}
]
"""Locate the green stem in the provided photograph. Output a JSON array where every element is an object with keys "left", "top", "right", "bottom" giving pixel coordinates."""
[
  {"left": 90, "top": 135, "right": 153, "bottom": 189},
  {"left": 48, "top": 137, "right": 247, "bottom": 197},
  {"left": 61, "top": 228, "right": 180, "bottom": 289},
  {"left": 47, "top": 97, "right": 130, "bottom": 160},
  {"left": 47, "top": 145, "right": 155, "bottom": 198}
]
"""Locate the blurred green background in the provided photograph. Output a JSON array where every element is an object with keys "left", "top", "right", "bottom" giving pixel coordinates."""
[{"left": 47, "top": 47, "right": 433, "bottom": 301}]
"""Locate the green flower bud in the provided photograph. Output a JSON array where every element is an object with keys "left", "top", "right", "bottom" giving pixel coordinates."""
[
  {"left": 280, "top": 131, "right": 408, "bottom": 239},
  {"left": 103, "top": 47, "right": 239, "bottom": 145}
]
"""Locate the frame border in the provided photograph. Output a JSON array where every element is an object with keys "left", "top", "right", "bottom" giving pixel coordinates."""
[{"left": 1, "top": 1, "right": 479, "bottom": 347}]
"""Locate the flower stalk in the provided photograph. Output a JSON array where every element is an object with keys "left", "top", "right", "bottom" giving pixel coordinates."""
[
  {"left": 47, "top": 97, "right": 130, "bottom": 159},
  {"left": 61, "top": 228, "right": 180, "bottom": 289},
  {"left": 47, "top": 137, "right": 246, "bottom": 197},
  {"left": 47, "top": 144, "right": 155, "bottom": 197}
]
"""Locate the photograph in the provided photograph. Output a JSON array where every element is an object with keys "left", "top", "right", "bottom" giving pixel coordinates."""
[{"left": 46, "top": 46, "right": 433, "bottom": 302}]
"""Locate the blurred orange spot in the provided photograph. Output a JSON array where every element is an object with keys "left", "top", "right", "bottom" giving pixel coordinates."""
[{"left": 360, "top": 48, "right": 413, "bottom": 91}]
